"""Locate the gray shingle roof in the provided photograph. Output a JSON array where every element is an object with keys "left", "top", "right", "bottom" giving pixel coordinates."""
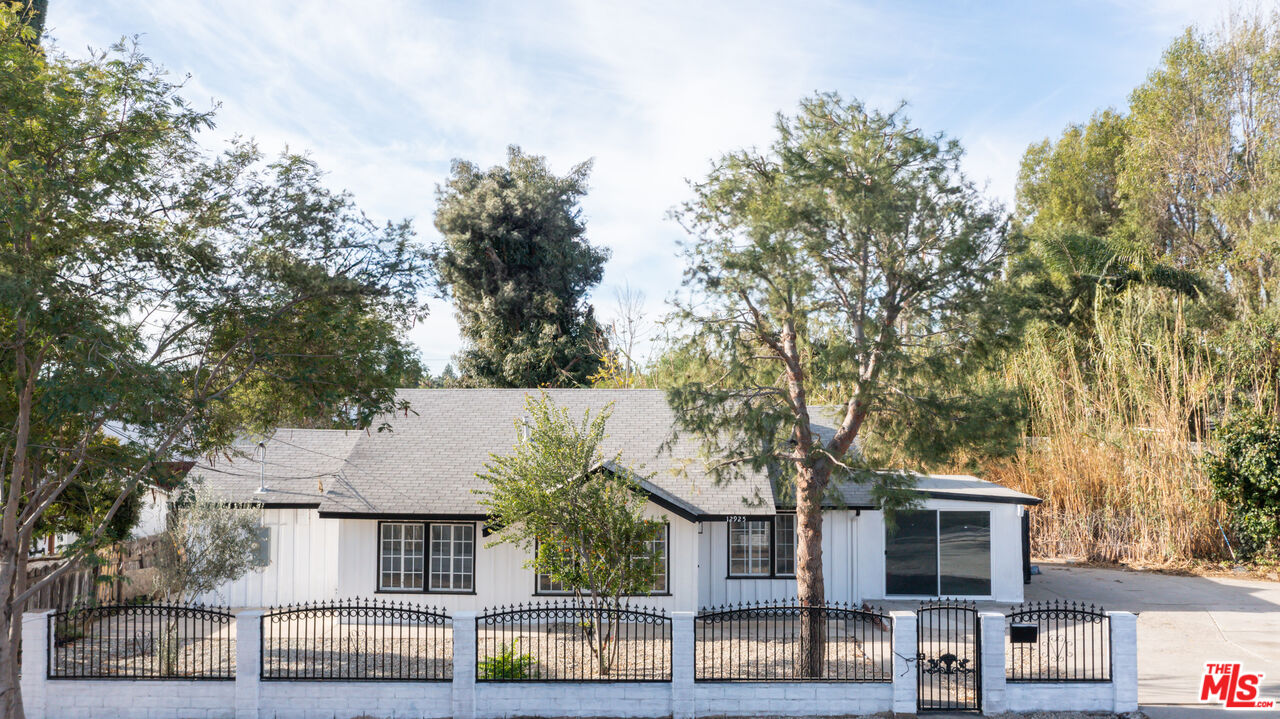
[
  {"left": 187, "top": 389, "right": 1038, "bottom": 517},
  {"left": 186, "top": 428, "right": 360, "bottom": 507},
  {"left": 189, "top": 389, "right": 774, "bottom": 518}
]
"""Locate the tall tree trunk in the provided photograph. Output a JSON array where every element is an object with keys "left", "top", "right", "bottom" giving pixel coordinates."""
[
  {"left": 0, "top": 539, "right": 26, "bottom": 719},
  {"left": 795, "top": 465, "right": 825, "bottom": 679}
]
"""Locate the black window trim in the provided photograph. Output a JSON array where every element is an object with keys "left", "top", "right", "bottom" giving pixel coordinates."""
[
  {"left": 725, "top": 513, "right": 796, "bottom": 580},
  {"left": 375, "top": 519, "right": 478, "bottom": 595},
  {"left": 532, "top": 522, "right": 672, "bottom": 597}
]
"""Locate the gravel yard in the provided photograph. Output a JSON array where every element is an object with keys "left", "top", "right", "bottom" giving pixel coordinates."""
[
  {"left": 262, "top": 618, "right": 453, "bottom": 679},
  {"left": 52, "top": 612, "right": 235, "bottom": 678}
]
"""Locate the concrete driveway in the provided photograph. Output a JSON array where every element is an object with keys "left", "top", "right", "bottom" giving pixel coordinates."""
[{"left": 1026, "top": 561, "right": 1280, "bottom": 716}]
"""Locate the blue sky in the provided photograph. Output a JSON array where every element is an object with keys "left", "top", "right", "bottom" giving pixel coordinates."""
[{"left": 53, "top": 0, "right": 1231, "bottom": 371}]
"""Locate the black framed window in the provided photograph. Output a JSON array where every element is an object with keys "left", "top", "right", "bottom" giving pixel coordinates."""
[
  {"left": 884, "top": 509, "right": 991, "bottom": 597},
  {"left": 643, "top": 525, "right": 668, "bottom": 593},
  {"left": 429, "top": 523, "right": 474, "bottom": 591},
  {"left": 535, "top": 523, "right": 669, "bottom": 595},
  {"left": 885, "top": 510, "right": 937, "bottom": 596},
  {"left": 379, "top": 522, "right": 424, "bottom": 591},
  {"left": 773, "top": 514, "right": 796, "bottom": 576},
  {"left": 728, "top": 520, "right": 771, "bottom": 576},
  {"left": 378, "top": 521, "right": 475, "bottom": 593}
]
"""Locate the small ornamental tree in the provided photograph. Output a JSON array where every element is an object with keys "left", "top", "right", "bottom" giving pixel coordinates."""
[
  {"left": 153, "top": 482, "right": 268, "bottom": 603},
  {"left": 152, "top": 482, "right": 267, "bottom": 672},
  {"left": 478, "top": 394, "right": 664, "bottom": 676},
  {"left": 1203, "top": 411, "right": 1280, "bottom": 559}
]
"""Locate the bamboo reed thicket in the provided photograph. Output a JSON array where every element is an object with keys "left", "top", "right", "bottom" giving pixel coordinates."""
[{"left": 984, "top": 290, "right": 1233, "bottom": 565}]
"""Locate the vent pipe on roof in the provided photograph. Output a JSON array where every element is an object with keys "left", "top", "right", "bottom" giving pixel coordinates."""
[{"left": 255, "top": 440, "right": 268, "bottom": 494}]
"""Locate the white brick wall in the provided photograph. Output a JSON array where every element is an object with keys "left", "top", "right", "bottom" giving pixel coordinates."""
[
  {"left": 694, "top": 682, "right": 893, "bottom": 717},
  {"left": 476, "top": 683, "right": 671, "bottom": 718},
  {"left": 889, "top": 610, "right": 917, "bottom": 714},
  {"left": 979, "top": 612, "right": 1007, "bottom": 714},
  {"left": 259, "top": 681, "right": 451, "bottom": 719},
  {"left": 43, "top": 679, "right": 235, "bottom": 719},
  {"left": 998, "top": 611, "right": 1139, "bottom": 715},
  {"left": 22, "top": 607, "right": 1138, "bottom": 718},
  {"left": 1005, "top": 682, "right": 1117, "bottom": 713}
]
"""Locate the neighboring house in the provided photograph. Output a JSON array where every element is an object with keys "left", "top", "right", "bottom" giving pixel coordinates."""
[
  {"left": 130, "top": 482, "right": 173, "bottom": 539},
  {"left": 187, "top": 389, "right": 1040, "bottom": 609}
]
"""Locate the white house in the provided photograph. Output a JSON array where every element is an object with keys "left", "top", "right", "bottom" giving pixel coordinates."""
[{"left": 187, "top": 388, "right": 1040, "bottom": 609}]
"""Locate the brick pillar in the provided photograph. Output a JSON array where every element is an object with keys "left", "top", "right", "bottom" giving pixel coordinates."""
[
  {"left": 671, "top": 612, "right": 695, "bottom": 719},
  {"left": 890, "top": 610, "right": 917, "bottom": 715},
  {"left": 452, "top": 611, "right": 477, "bottom": 719},
  {"left": 20, "top": 611, "right": 52, "bottom": 719},
  {"left": 235, "top": 610, "right": 262, "bottom": 719},
  {"left": 978, "top": 612, "right": 1007, "bottom": 714},
  {"left": 1109, "top": 611, "right": 1138, "bottom": 713}
]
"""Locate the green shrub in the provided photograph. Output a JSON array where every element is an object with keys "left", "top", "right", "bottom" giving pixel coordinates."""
[
  {"left": 1203, "top": 411, "right": 1280, "bottom": 559},
  {"left": 478, "top": 639, "right": 538, "bottom": 679}
]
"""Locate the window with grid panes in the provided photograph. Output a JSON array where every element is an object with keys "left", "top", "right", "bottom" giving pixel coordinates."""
[
  {"left": 379, "top": 522, "right": 424, "bottom": 590},
  {"left": 728, "top": 520, "right": 771, "bottom": 576},
  {"left": 773, "top": 514, "right": 796, "bottom": 576},
  {"left": 429, "top": 523, "right": 474, "bottom": 591}
]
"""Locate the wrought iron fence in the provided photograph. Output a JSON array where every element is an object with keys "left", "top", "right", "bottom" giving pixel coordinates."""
[
  {"left": 917, "top": 599, "right": 981, "bottom": 711},
  {"left": 695, "top": 600, "right": 892, "bottom": 682},
  {"left": 476, "top": 601, "right": 671, "bottom": 682},
  {"left": 48, "top": 603, "right": 235, "bottom": 680},
  {"left": 260, "top": 599, "right": 452, "bottom": 681},
  {"left": 1005, "top": 600, "right": 1111, "bottom": 682}
]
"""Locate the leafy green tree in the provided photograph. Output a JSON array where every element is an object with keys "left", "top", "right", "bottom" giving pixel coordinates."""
[
  {"left": 478, "top": 394, "right": 664, "bottom": 676},
  {"left": 1202, "top": 411, "right": 1280, "bottom": 559},
  {"left": 432, "top": 147, "right": 610, "bottom": 387},
  {"left": 31, "top": 436, "right": 145, "bottom": 548},
  {"left": 1016, "top": 110, "right": 1128, "bottom": 240},
  {"left": 1012, "top": 111, "right": 1209, "bottom": 333},
  {"left": 1119, "top": 13, "right": 1280, "bottom": 313},
  {"left": 0, "top": 12, "right": 428, "bottom": 716},
  {"left": 668, "top": 94, "right": 1017, "bottom": 676}
]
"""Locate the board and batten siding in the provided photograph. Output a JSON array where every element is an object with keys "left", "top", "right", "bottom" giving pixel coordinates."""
[
  {"left": 197, "top": 499, "right": 1026, "bottom": 608},
  {"left": 195, "top": 507, "right": 338, "bottom": 606},
  {"left": 331, "top": 502, "right": 701, "bottom": 613},
  {"left": 696, "top": 512, "right": 859, "bottom": 608},
  {"left": 698, "top": 502, "right": 1028, "bottom": 607}
]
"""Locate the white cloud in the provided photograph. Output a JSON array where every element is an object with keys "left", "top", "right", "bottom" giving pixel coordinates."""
[{"left": 48, "top": 0, "right": 1230, "bottom": 372}]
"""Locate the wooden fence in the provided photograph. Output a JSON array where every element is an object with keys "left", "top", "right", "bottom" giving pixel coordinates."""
[{"left": 26, "top": 536, "right": 163, "bottom": 611}]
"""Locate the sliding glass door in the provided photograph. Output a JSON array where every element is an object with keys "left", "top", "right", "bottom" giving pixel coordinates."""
[
  {"left": 939, "top": 511, "right": 991, "bottom": 595},
  {"left": 885, "top": 510, "right": 937, "bottom": 596},
  {"left": 885, "top": 509, "right": 991, "bottom": 597}
]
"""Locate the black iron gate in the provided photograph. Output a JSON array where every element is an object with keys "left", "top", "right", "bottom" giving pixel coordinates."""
[{"left": 916, "top": 600, "right": 981, "bottom": 712}]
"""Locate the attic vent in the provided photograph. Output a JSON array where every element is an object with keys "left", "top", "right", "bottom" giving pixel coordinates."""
[{"left": 518, "top": 417, "right": 532, "bottom": 442}]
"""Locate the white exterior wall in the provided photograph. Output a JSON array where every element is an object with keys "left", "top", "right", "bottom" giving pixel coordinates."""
[
  {"left": 40, "top": 680, "right": 236, "bottom": 719},
  {"left": 259, "top": 682, "right": 452, "bottom": 719},
  {"left": 334, "top": 503, "right": 700, "bottom": 612},
  {"left": 698, "top": 501, "right": 1025, "bottom": 607},
  {"left": 856, "top": 500, "right": 1025, "bottom": 603},
  {"left": 205, "top": 499, "right": 1024, "bottom": 608},
  {"left": 130, "top": 486, "right": 171, "bottom": 539},
  {"left": 198, "top": 508, "right": 339, "bottom": 606},
  {"left": 696, "top": 511, "right": 859, "bottom": 607}
]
